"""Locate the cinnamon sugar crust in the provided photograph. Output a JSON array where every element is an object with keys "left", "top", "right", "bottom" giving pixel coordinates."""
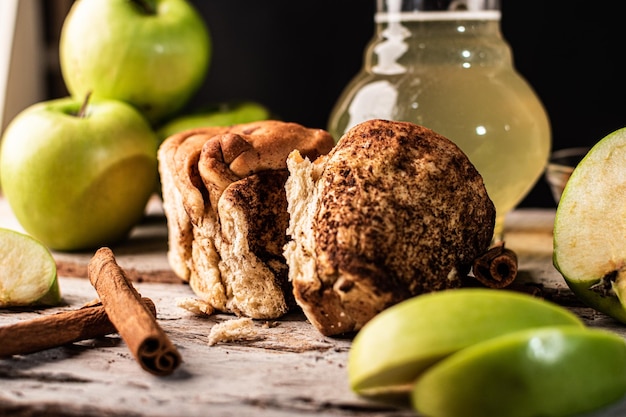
[{"left": 285, "top": 119, "right": 495, "bottom": 335}]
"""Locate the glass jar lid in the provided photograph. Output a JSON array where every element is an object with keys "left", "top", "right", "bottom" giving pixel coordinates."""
[{"left": 376, "top": 0, "right": 501, "bottom": 21}]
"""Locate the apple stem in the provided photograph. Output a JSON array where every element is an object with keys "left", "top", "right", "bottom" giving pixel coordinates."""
[
  {"left": 77, "top": 92, "right": 92, "bottom": 119},
  {"left": 129, "top": 0, "right": 157, "bottom": 15}
]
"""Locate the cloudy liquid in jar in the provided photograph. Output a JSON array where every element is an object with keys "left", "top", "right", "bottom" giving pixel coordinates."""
[{"left": 328, "top": 11, "right": 551, "bottom": 239}]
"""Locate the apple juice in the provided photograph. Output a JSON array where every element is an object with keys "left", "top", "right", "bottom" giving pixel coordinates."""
[{"left": 328, "top": 9, "right": 551, "bottom": 239}]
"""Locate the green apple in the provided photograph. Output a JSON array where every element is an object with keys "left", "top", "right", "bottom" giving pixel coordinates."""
[
  {"left": 553, "top": 127, "right": 626, "bottom": 323},
  {"left": 0, "top": 227, "right": 61, "bottom": 307},
  {"left": 412, "top": 326, "right": 626, "bottom": 417},
  {"left": 60, "top": 0, "right": 211, "bottom": 125},
  {"left": 348, "top": 289, "right": 583, "bottom": 397},
  {"left": 156, "top": 101, "right": 271, "bottom": 142},
  {"left": 0, "top": 96, "right": 157, "bottom": 251}
]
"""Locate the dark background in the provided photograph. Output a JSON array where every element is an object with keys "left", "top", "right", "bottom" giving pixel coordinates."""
[{"left": 47, "top": 1, "right": 626, "bottom": 209}]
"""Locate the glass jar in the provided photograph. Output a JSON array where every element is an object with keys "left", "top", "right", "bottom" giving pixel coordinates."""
[{"left": 328, "top": 0, "right": 551, "bottom": 241}]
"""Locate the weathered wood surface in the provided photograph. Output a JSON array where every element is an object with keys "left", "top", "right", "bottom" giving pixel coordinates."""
[{"left": 2, "top": 196, "right": 626, "bottom": 417}]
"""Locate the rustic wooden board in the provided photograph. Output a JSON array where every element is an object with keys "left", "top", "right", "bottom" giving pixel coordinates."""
[
  {"left": 2, "top": 196, "right": 626, "bottom": 416},
  {"left": 1, "top": 276, "right": 393, "bottom": 417}
]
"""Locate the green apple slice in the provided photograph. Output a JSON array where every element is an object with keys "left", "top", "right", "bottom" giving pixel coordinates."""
[
  {"left": 348, "top": 288, "right": 583, "bottom": 397},
  {"left": 412, "top": 326, "right": 626, "bottom": 417},
  {"left": 0, "top": 228, "right": 60, "bottom": 307},
  {"left": 553, "top": 127, "right": 626, "bottom": 322}
]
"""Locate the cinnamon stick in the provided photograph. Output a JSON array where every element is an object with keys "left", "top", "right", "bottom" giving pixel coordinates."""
[
  {"left": 88, "top": 247, "right": 181, "bottom": 376},
  {"left": 0, "top": 298, "right": 156, "bottom": 358},
  {"left": 472, "top": 243, "right": 518, "bottom": 289}
]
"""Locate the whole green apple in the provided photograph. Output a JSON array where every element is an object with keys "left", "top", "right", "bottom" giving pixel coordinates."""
[
  {"left": 0, "top": 97, "right": 158, "bottom": 251},
  {"left": 60, "top": 0, "right": 211, "bottom": 125},
  {"left": 156, "top": 101, "right": 271, "bottom": 142}
]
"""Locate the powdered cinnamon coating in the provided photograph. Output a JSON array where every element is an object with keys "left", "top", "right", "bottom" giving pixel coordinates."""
[{"left": 291, "top": 119, "right": 496, "bottom": 335}]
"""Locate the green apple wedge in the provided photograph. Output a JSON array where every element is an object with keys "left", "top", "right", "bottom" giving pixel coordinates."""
[
  {"left": 156, "top": 101, "right": 271, "bottom": 143},
  {"left": 348, "top": 288, "right": 583, "bottom": 397},
  {"left": 60, "top": 0, "right": 211, "bottom": 125},
  {"left": 553, "top": 127, "right": 626, "bottom": 323},
  {"left": 0, "top": 228, "right": 60, "bottom": 307},
  {"left": 412, "top": 326, "right": 626, "bottom": 417},
  {"left": 0, "top": 96, "right": 157, "bottom": 251}
]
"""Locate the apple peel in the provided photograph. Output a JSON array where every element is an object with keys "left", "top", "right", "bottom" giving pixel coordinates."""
[
  {"left": 347, "top": 288, "right": 584, "bottom": 397},
  {"left": 412, "top": 326, "right": 626, "bottom": 417}
]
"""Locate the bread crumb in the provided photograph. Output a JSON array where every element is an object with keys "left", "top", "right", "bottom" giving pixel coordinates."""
[
  {"left": 176, "top": 297, "right": 215, "bottom": 316},
  {"left": 208, "top": 317, "right": 264, "bottom": 346}
]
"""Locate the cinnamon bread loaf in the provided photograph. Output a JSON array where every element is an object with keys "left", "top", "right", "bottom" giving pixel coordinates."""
[{"left": 158, "top": 120, "right": 334, "bottom": 319}]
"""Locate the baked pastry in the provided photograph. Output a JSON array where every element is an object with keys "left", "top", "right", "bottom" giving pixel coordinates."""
[
  {"left": 284, "top": 119, "right": 496, "bottom": 336},
  {"left": 158, "top": 120, "right": 334, "bottom": 319}
]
